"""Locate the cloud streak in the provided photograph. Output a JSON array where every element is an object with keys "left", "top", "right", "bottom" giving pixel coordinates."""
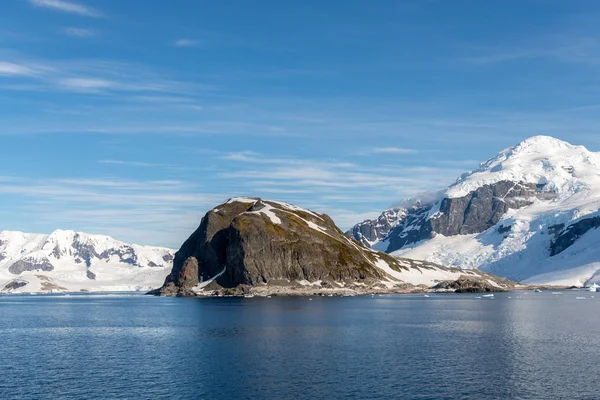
[
  {"left": 368, "top": 147, "right": 419, "bottom": 155},
  {"left": 62, "top": 27, "right": 96, "bottom": 37},
  {"left": 29, "top": 0, "right": 103, "bottom": 17},
  {"left": 174, "top": 39, "right": 200, "bottom": 47},
  {"left": 0, "top": 61, "right": 36, "bottom": 76},
  {"left": 98, "top": 159, "right": 184, "bottom": 169}
]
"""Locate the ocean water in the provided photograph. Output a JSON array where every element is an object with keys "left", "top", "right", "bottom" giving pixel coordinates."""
[{"left": 0, "top": 292, "right": 599, "bottom": 400}]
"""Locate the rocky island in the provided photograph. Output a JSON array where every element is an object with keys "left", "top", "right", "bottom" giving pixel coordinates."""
[{"left": 155, "top": 197, "right": 515, "bottom": 297}]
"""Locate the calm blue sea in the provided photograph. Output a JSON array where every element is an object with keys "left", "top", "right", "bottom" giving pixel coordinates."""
[{"left": 0, "top": 292, "right": 598, "bottom": 400}]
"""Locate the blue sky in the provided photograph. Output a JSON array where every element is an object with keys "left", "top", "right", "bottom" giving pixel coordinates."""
[{"left": 3, "top": 0, "right": 600, "bottom": 247}]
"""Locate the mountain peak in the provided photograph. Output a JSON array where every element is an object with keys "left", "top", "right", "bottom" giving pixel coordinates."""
[
  {"left": 447, "top": 136, "right": 600, "bottom": 198},
  {"left": 514, "top": 135, "right": 574, "bottom": 152}
]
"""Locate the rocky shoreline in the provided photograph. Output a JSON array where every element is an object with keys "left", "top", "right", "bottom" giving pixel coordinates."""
[
  {"left": 150, "top": 275, "right": 563, "bottom": 298},
  {"left": 149, "top": 282, "right": 570, "bottom": 298}
]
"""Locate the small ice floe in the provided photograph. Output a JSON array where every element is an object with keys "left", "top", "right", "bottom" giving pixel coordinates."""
[
  {"left": 552, "top": 292, "right": 563, "bottom": 295},
  {"left": 588, "top": 284, "right": 599, "bottom": 292},
  {"left": 266, "top": 296, "right": 272, "bottom": 299},
  {"left": 423, "top": 294, "right": 430, "bottom": 298},
  {"left": 576, "top": 297, "right": 586, "bottom": 300},
  {"left": 244, "top": 294, "right": 255, "bottom": 298},
  {"left": 482, "top": 294, "right": 494, "bottom": 298},
  {"left": 474, "top": 296, "right": 482, "bottom": 299},
  {"left": 309, "top": 298, "right": 313, "bottom": 301},
  {"left": 508, "top": 296, "right": 512, "bottom": 299},
  {"left": 534, "top": 289, "right": 542, "bottom": 293}
]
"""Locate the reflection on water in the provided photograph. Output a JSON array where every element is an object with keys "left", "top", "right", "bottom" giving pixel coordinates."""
[{"left": 0, "top": 293, "right": 599, "bottom": 399}]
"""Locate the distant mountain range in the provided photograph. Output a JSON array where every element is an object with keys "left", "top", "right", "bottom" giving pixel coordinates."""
[
  {"left": 0, "top": 230, "right": 174, "bottom": 293},
  {"left": 348, "top": 136, "right": 600, "bottom": 287}
]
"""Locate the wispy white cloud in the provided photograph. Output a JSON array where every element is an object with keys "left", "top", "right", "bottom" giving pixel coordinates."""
[
  {"left": 217, "top": 151, "right": 462, "bottom": 204},
  {"left": 62, "top": 27, "right": 96, "bottom": 37},
  {"left": 369, "top": 147, "right": 419, "bottom": 155},
  {"left": 98, "top": 159, "right": 184, "bottom": 169},
  {"left": 174, "top": 39, "right": 200, "bottom": 47},
  {"left": 222, "top": 151, "right": 356, "bottom": 168},
  {"left": 29, "top": 0, "right": 103, "bottom": 17},
  {"left": 0, "top": 55, "right": 211, "bottom": 96},
  {"left": 0, "top": 176, "right": 225, "bottom": 247},
  {"left": 58, "top": 77, "right": 114, "bottom": 92},
  {"left": 462, "top": 36, "right": 600, "bottom": 65},
  {"left": 0, "top": 61, "right": 36, "bottom": 76}
]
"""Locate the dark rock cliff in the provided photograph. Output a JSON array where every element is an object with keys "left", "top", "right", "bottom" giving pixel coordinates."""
[
  {"left": 550, "top": 215, "right": 600, "bottom": 256},
  {"left": 380, "top": 181, "right": 556, "bottom": 253}
]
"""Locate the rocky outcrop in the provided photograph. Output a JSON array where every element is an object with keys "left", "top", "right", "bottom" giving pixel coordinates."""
[
  {"left": 431, "top": 181, "right": 543, "bottom": 236},
  {"left": 550, "top": 215, "right": 600, "bottom": 256},
  {"left": 8, "top": 258, "right": 54, "bottom": 274},
  {"left": 380, "top": 181, "right": 556, "bottom": 253},
  {"left": 433, "top": 278, "right": 509, "bottom": 293},
  {"left": 345, "top": 208, "right": 407, "bottom": 246},
  {"left": 2, "top": 279, "right": 28, "bottom": 291}
]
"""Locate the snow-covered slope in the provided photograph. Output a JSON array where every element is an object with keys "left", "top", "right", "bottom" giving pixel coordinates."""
[
  {"left": 0, "top": 230, "right": 174, "bottom": 293},
  {"left": 367, "top": 136, "right": 600, "bottom": 286}
]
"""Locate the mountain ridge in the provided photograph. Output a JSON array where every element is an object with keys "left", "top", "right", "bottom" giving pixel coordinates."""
[{"left": 348, "top": 135, "right": 600, "bottom": 286}]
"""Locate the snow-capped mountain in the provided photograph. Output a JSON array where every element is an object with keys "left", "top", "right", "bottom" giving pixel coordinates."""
[
  {"left": 352, "top": 136, "right": 600, "bottom": 286},
  {"left": 0, "top": 230, "right": 174, "bottom": 293},
  {"left": 346, "top": 191, "right": 443, "bottom": 247}
]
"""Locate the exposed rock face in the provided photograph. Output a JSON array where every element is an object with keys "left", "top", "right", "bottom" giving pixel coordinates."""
[
  {"left": 381, "top": 181, "right": 555, "bottom": 253},
  {"left": 550, "top": 216, "right": 600, "bottom": 256},
  {"left": 431, "top": 181, "right": 542, "bottom": 235},
  {"left": 8, "top": 258, "right": 54, "bottom": 274},
  {"left": 72, "top": 237, "right": 139, "bottom": 267},
  {"left": 36, "top": 275, "right": 68, "bottom": 292},
  {"left": 345, "top": 208, "right": 407, "bottom": 247},
  {"left": 2, "top": 279, "right": 28, "bottom": 291},
  {"left": 433, "top": 277, "right": 511, "bottom": 293},
  {"left": 157, "top": 198, "right": 428, "bottom": 296},
  {"left": 381, "top": 206, "right": 434, "bottom": 253}
]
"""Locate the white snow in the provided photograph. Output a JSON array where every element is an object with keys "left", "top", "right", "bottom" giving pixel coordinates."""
[
  {"left": 226, "top": 197, "right": 258, "bottom": 204},
  {"left": 371, "top": 254, "right": 482, "bottom": 286},
  {"left": 194, "top": 266, "right": 226, "bottom": 291},
  {"left": 447, "top": 136, "right": 600, "bottom": 199}
]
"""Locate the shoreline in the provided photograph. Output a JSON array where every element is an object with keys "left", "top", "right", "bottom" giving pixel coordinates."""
[
  {"left": 0, "top": 285, "right": 580, "bottom": 297},
  {"left": 153, "top": 283, "right": 576, "bottom": 298}
]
